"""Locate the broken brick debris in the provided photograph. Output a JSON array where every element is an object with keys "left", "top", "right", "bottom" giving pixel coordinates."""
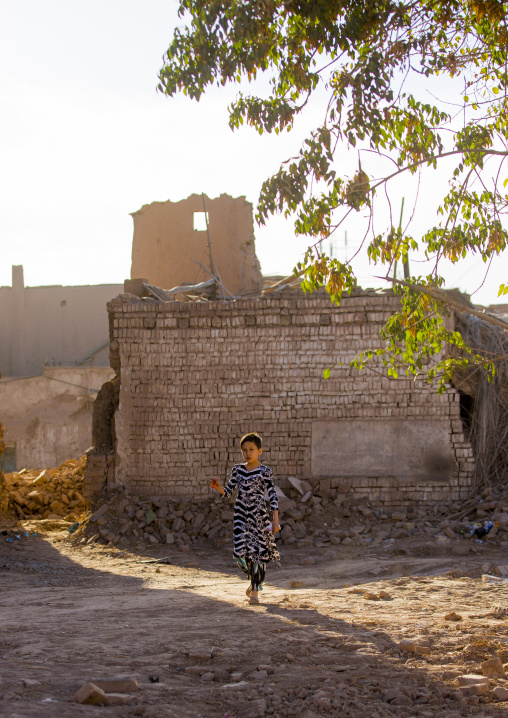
[
  {"left": 74, "top": 677, "right": 138, "bottom": 706},
  {"left": 3, "top": 447, "right": 508, "bottom": 568},
  {"left": 89, "top": 677, "right": 138, "bottom": 693},
  {"left": 65, "top": 474, "right": 508, "bottom": 558},
  {"left": 74, "top": 682, "right": 108, "bottom": 705},
  {"left": 4, "top": 456, "right": 87, "bottom": 523}
]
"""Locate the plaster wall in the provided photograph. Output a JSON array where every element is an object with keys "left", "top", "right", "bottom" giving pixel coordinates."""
[
  {"left": 311, "top": 419, "right": 454, "bottom": 481},
  {"left": 0, "top": 266, "right": 121, "bottom": 376},
  {"left": 130, "top": 194, "right": 263, "bottom": 297},
  {"left": 0, "top": 366, "right": 114, "bottom": 470},
  {"left": 86, "top": 292, "right": 476, "bottom": 510}
]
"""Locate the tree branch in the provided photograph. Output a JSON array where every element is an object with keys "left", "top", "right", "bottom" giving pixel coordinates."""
[{"left": 377, "top": 276, "right": 508, "bottom": 332}]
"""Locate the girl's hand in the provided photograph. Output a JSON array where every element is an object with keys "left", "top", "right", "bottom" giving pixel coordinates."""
[{"left": 272, "top": 521, "right": 280, "bottom": 534}]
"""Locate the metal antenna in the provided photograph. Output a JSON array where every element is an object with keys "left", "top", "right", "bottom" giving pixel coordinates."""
[
  {"left": 393, "top": 197, "right": 405, "bottom": 280},
  {"left": 202, "top": 194, "right": 215, "bottom": 277},
  {"left": 201, "top": 193, "right": 221, "bottom": 299}
]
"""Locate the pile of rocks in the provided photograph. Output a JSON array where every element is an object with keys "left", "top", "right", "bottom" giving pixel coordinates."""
[
  {"left": 70, "top": 473, "right": 508, "bottom": 552},
  {"left": 77, "top": 477, "right": 385, "bottom": 551},
  {"left": 5, "top": 448, "right": 508, "bottom": 553},
  {"left": 75, "top": 487, "right": 250, "bottom": 549},
  {"left": 0, "top": 418, "right": 10, "bottom": 518},
  {"left": 72, "top": 476, "right": 378, "bottom": 549},
  {"left": 4, "top": 456, "right": 87, "bottom": 522}
]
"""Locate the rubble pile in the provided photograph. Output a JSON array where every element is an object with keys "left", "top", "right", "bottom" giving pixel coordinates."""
[
  {"left": 278, "top": 478, "right": 508, "bottom": 552},
  {"left": 72, "top": 474, "right": 508, "bottom": 552},
  {"left": 73, "top": 476, "right": 353, "bottom": 549},
  {"left": 0, "top": 421, "right": 9, "bottom": 518},
  {"left": 74, "top": 488, "right": 247, "bottom": 549},
  {"left": 4, "top": 444, "right": 506, "bottom": 551},
  {"left": 4, "top": 456, "right": 87, "bottom": 522}
]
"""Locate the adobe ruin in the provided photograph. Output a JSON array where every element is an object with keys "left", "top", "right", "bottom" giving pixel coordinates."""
[
  {"left": 0, "top": 266, "right": 118, "bottom": 470},
  {"left": 130, "top": 193, "right": 263, "bottom": 297},
  {"left": 84, "top": 288, "right": 476, "bottom": 510}
]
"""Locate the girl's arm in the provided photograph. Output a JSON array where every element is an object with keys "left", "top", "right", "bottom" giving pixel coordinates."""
[
  {"left": 272, "top": 509, "right": 280, "bottom": 534},
  {"left": 210, "top": 467, "right": 238, "bottom": 497},
  {"left": 209, "top": 478, "right": 225, "bottom": 495},
  {"left": 263, "top": 469, "right": 280, "bottom": 533}
]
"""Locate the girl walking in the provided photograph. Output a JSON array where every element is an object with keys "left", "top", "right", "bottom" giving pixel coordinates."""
[{"left": 209, "top": 432, "right": 280, "bottom": 604}]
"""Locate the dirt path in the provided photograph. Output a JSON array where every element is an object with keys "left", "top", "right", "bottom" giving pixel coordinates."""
[{"left": 2, "top": 528, "right": 508, "bottom": 717}]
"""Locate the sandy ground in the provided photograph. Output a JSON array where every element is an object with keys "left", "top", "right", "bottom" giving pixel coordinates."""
[{"left": 2, "top": 526, "right": 508, "bottom": 718}]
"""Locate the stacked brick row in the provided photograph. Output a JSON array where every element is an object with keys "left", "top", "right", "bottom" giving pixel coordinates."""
[{"left": 91, "top": 291, "right": 475, "bottom": 509}]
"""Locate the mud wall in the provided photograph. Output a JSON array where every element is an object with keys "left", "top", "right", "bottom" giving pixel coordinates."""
[
  {"left": 0, "top": 265, "right": 121, "bottom": 377},
  {"left": 86, "top": 292, "right": 476, "bottom": 510},
  {"left": 0, "top": 366, "right": 114, "bottom": 470},
  {"left": 130, "top": 194, "right": 263, "bottom": 297}
]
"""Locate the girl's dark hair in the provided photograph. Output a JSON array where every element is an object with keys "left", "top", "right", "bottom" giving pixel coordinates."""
[{"left": 240, "top": 432, "right": 262, "bottom": 449}]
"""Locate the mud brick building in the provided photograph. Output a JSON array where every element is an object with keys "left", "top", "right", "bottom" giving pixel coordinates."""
[
  {"left": 130, "top": 194, "right": 263, "bottom": 297},
  {"left": 85, "top": 287, "right": 476, "bottom": 510},
  {"left": 0, "top": 265, "right": 118, "bottom": 471}
]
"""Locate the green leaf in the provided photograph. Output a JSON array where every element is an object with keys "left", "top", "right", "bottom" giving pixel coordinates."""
[
  {"left": 323, "top": 368, "right": 331, "bottom": 379},
  {"left": 160, "top": 0, "right": 505, "bottom": 401}
]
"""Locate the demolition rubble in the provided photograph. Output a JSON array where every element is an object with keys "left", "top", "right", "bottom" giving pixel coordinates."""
[
  {"left": 5, "top": 456, "right": 508, "bottom": 564},
  {"left": 3, "top": 456, "right": 87, "bottom": 525},
  {"left": 71, "top": 476, "right": 508, "bottom": 562}
]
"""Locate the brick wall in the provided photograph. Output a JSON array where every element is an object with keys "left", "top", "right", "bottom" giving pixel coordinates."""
[{"left": 86, "top": 290, "right": 476, "bottom": 510}]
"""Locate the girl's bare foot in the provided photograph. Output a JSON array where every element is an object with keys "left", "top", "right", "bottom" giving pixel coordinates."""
[{"left": 248, "top": 591, "right": 259, "bottom": 604}]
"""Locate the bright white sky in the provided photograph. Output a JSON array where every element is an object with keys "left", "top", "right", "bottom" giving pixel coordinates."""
[{"left": 1, "top": 0, "right": 506, "bottom": 305}]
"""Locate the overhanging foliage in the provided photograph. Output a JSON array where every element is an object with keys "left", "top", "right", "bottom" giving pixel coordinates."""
[{"left": 159, "top": 0, "right": 508, "bottom": 390}]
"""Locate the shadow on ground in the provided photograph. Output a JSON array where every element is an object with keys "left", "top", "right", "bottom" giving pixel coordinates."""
[{"left": 1, "top": 530, "right": 508, "bottom": 717}]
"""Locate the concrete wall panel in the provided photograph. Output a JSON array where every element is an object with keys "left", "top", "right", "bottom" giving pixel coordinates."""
[{"left": 311, "top": 419, "right": 453, "bottom": 480}]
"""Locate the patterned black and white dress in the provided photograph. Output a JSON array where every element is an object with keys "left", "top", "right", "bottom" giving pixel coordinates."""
[{"left": 223, "top": 463, "right": 280, "bottom": 589}]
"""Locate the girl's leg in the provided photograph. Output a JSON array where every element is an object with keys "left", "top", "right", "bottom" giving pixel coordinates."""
[
  {"left": 236, "top": 556, "right": 250, "bottom": 577},
  {"left": 248, "top": 561, "right": 266, "bottom": 593},
  {"left": 249, "top": 562, "right": 266, "bottom": 591},
  {"left": 244, "top": 559, "right": 254, "bottom": 597},
  {"left": 236, "top": 557, "right": 255, "bottom": 597},
  {"left": 248, "top": 563, "right": 266, "bottom": 603},
  {"left": 257, "top": 563, "right": 266, "bottom": 591}
]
